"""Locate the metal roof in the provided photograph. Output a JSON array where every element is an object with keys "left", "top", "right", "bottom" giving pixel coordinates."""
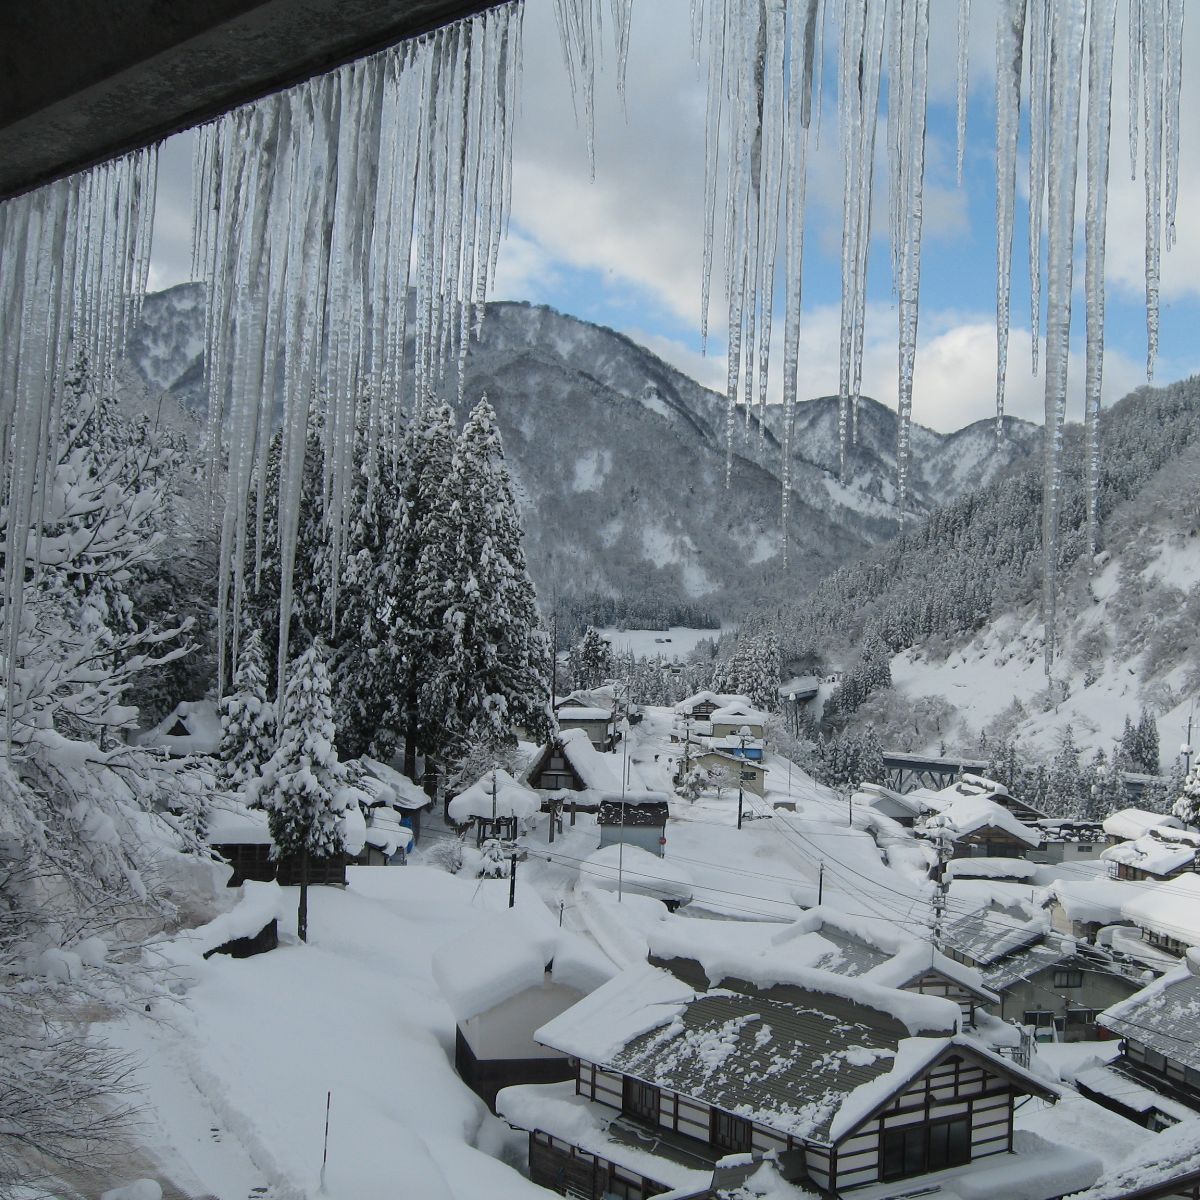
[
  {"left": 1101, "top": 969, "right": 1200, "bottom": 1074},
  {"left": 609, "top": 983, "right": 920, "bottom": 1143}
]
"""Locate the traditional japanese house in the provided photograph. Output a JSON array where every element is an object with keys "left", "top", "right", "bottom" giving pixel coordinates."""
[
  {"left": 942, "top": 911, "right": 1138, "bottom": 1042},
  {"left": 918, "top": 783, "right": 1043, "bottom": 860},
  {"left": 1080, "top": 957, "right": 1200, "bottom": 1130},
  {"left": 526, "top": 729, "right": 643, "bottom": 818},
  {"left": 497, "top": 961, "right": 1088, "bottom": 1200},
  {"left": 1121, "top": 873, "right": 1200, "bottom": 961},
  {"left": 1102, "top": 827, "right": 1200, "bottom": 882}
]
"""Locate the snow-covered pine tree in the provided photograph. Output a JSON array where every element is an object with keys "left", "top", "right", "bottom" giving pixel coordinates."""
[
  {"left": 570, "top": 627, "right": 615, "bottom": 690},
  {"left": 1172, "top": 766, "right": 1200, "bottom": 827},
  {"left": 259, "top": 642, "right": 348, "bottom": 941},
  {"left": 218, "top": 627, "right": 276, "bottom": 790},
  {"left": 858, "top": 726, "right": 885, "bottom": 786},
  {"left": 1045, "top": 727, "right": 1082, "bottom": 817},
  {"left": 329, "top": 406, "right": 404, "bottom": 760},
  {"left": 1135, "top": 709, "right": 1161, "bottom": 775},
  {"left": 389, "top": 403, "right": 460, "bottom": 778},
  {"left": 428, "top": 398, "right": 551, "bottom": 758}
]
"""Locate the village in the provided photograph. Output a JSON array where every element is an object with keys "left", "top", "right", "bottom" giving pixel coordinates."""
[{"left": 129, "top": 672, "right": 1200, "bottom": 1200}]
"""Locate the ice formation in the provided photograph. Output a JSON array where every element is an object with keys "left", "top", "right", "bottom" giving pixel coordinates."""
[
  {"left": 0, "top": 151, "right": 158, "bottom": 740},
  {"left": 0, "top": 0, "right": 1192, "bottom": 698},
  {"left": 188, "top": 5, "right": 523, "bottom": 694}
]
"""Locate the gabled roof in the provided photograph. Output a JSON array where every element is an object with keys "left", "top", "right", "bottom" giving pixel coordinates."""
[
  {"left": 942, "top": 910, "right": 1047, "bottom": 967},
  {"left": 1064, "top": 1116, "right": 1200, "bottom": 1200},
  {"left": 921, "top": 786, "right": 1042, "bottom": 848},
  {"left": 981, "top": 942, "right": 1073, "bottom": 992},
  {"left": 709, "top": 703, "right": 767, "bottom": 724},
  {"left": 1100, "top": 959, "right": 1200, "bottom": 1072},
  {"left": 1102, "top": 829, "right": 1200, "bottom": 877},
  {"left": 674, "top": 690, "right": 752, "bottom": 716},
  {"left": 527, "top": 728, "right": 649, "bottom": 794},
  {"left": 1122, "top": 873, "right": 1200, "bottom": 945},
  {"left": 1103, "top": 808, "right": 1184, "bottom": 842},
  {"left": 534, "top": 962, "right": 1050, "bottom": 1146}
]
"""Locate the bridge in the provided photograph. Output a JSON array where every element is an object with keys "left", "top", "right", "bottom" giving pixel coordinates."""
[
  {"left": 881, "top": 752, "right": 990, "bottom": 795},
  {"left": 0, "top": 0, "right": 509, "bottom": 199}
]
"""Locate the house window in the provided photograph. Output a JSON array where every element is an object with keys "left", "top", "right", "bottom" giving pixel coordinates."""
[
  {"left": 1023, "top": 1010, "right": 1055, "bottom": 1028},
  {"left": 710, "top": 1109, "right": 754, "bottom": 1154},
  {"left": 621, "top": 1077, "right": 660, "bottom": 1125},
  {"left": 1053, "top": 969, "right": 1083, "bottom": 989},
  {"left": 881, "top": 1118, "right": 970, "bottom": 1182}
]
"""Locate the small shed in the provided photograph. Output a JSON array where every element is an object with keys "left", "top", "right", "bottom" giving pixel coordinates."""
[
  {"left": 597, "top": 792, "right": 671, "bottom": 858},
  {"left": 1103, "top": 808, "right": 1184, "bottom": 845},
  {"left": 136, "top": 699, "right": 222, "bottom": 758},
  {"left": 206, "top": 803, "right": 275, "bottom": 887},
  {"left": 360, "top": 756, "right": 432, "bottom": 842}
]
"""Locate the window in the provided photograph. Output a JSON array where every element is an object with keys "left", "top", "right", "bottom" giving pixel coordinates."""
[
  {"left": 1053, "top": 969, "right": 1083, "bottom": 989},
  {"left": 710, "top": 1109, "right": 754, "bottom": 1154},
  {"left": 1023, "top": 1010, "right": 1055, "bottom": 1028},
  {"left": 621, "top": 1077, "right": 659, "bottom": 1125},
  {"left": 881, "top": 1118, "right": 970, "bottom": 1182}
]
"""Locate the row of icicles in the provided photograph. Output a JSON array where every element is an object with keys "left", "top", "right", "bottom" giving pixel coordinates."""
[{"left": 0, "top": 0, "right": 1188, "bottom": 722}]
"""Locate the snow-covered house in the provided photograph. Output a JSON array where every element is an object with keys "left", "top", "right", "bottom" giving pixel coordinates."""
[
  {"left": 525, "top": 729, "right": 636, "bottom": 814},
  {"left": 1080, "top": 956, "right": 1200, "bottom": 1130},
  {"left": 1063, "top": 1116, "right": 1200, "bottom": 1199},
  {"left": 1103, "top": 808, "right": 1184, "bottom": 845},
  {"left": 1028, "top": 819, "right": 1107, "bottom": 865},
  {"left": 596, "top": 794, "right": 670, "bottom": 858},
  {"left": 917, "top": 780, "right": 1043, "bottom": 860},
  {"left": 1102, "top": 826, "right": 1200, "bottom": 882},
  {"left": 942, "top": 911, "right": 1138, "bottom": 1041},
  {"left": 854, "top": 782, "right": 932, "bottom": 829},
  {"left": 1121, "top": 873, "right": 1200, "bottom": 960},
  {"left": 358, "top": 756, "right": 433, "bottom": 842},
  {"left": 432, "top": 907, "right": 615, "bottom": 1110},
  {"left": 497, "top": 961, "right": 1086, "bottom": 1200},
  {"left": 708, "top": 701, "right": 766, "bottom": 742},
  {"left": 447, "top": 769, "right": 541, "bottom": 843},
  {"left": 135, "top": 699, "right": 222, "bottom": 758},
  {"left": 1044, "top": 877, "right": 1139, "bottom": 944},
  {"left": 555, "top": 690, "right": 620, "bottom": 751},
  {"left": 687, "top": 748, "right": 766, "bottom": 798}
]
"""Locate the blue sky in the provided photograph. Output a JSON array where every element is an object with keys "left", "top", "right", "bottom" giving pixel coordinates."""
[{"left": 148, "top": 0, "right": 1200, "bottom": 434}]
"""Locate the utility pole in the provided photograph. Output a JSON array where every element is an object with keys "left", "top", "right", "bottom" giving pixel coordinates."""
[
  {"left": 509, "top": 851, "right": 518, "bottom": 908},
  {"left": 736, "top": 729, "right": 748, "bottom": 830},
  {"left": 927, "top": 815, "right": 956, "bottom": 951},
  {"left": 618, "top": 716, "right": 631, "bottom": 901},
  {"left": 1184, "top": 707, "right": 1195, "bottom": 776},
  {"left": 817, "top": 860, "right": 824, "bottom": 905}
]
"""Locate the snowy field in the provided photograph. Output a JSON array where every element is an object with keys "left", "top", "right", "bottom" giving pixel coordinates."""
[{"left": 597, "top": 625, "right": 725, "bottom": 661}]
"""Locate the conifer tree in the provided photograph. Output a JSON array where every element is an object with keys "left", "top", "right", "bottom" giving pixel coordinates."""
[
  {"left": 1173, "top": 766, "right": 1200, "bottom": 827},
  {"left": 1135, "top": 709, "right": 1161, "bottom": 774},
  {"left": 218, "top": 628, "right": 276, "bottom": 790},
  {"left": 570, "top": 627, "right": 615, "bottom": 690},
  {"left": 858, "top": 726, "right": 885, "bottom": 786},
  {"left": 259, "top": 642, "right": 348, "bottom": 941}
]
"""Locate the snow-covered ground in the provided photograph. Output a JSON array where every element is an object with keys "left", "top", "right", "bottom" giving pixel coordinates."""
[
  {"left": 98, "top": 705, "right": 1161, "bottom": 1199},
  {"left": 598, "top": 625, "right": 724, "bottom": 661}
]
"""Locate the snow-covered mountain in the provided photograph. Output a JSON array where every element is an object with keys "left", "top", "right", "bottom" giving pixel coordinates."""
[
  {"left": 126, "top": 284, "right": 1039, "bottom": 622},
  {"left": 775, "top": 377, "right": 1200, "bottom": 768}
]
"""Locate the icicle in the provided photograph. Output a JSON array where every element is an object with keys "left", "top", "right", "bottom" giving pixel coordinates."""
[
  {"left": 993, "top": 0, "right": 1026, "bottom": 438},
  {"left": 1084, "top": 0, "right": 1119, "bottom": 564},
  {"left": 892, "top": 0, "right": 930, "bottom": 523},
  {"left": 1140, "top": 0, "right": 1164, "bottom": 379},
  {"left": 610, "top": 0, "right": 634, "bottom": 103},
  {"left": 1040, "top": 0, "right": 1087, "bottom": 672},
  {"left": 1163, "top": 0, "right": 1185, "bottom": 250},
  {"left": 1027, "top": 1, "right": 1050, "bottom": 376},
  {"left": 955, "top": 0, "right": 971, "bottom": 185},
  {"left": 1128, "top": 0, "right": 1142, "bottom": 180}
]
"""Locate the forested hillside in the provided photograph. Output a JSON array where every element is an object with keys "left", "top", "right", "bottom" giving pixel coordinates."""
[{"left": 776, "top": 378, "right": 1200, "bottom": 669}]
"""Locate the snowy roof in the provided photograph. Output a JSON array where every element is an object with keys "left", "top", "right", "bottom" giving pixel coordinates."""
[
  {"left": 136, "top": 699, "right": 222, "bottom": 756},
  {"left": 1103, "top": 808, "right": 1184, "bottom": 842},
  {"left": 533, "top": 963, "right": 1047, "bottom": 1145},
  {"left": 578, "top": 844, "right": 694, "bottom": 903},
  {"left": 1047, "top": 878, "right": 1141, "bottom": 926},
  {"left": 1101, "top": 829, "right": 1200, "bottom": 877},
  {"left": 359, "top": 757, "right": 431, "bottom": 810},
  {"left": 673, "top": 691, "right": 752, "bottom": 715},
  {"left": 362, "top": 806, "right": 414, "bottom": 857},
  {"left": 531, "top": 728, "right": 648, "bottom": 795},
  {"left": 431, "top": 909, "right": 558, "bottom": 1022},
  {"left": 1064, "top": 1116, "right": 1200, "bottom": 1199},
  {"left": 557, "top": 706, "right": 615, "bottom": 722},
  {"left": 1037, "top": 819, "right": 1107, "bottom": 844},
  {"left": 942, "top": 910, "right": 1048, "bottom": 967},
  {"left": 205, "top": 801, "right": 272, "bottom": 845},
  {"left": 980, "top": 942, "right": 1073, "bottom": 992},
  {"left": 945, "top": 857, "right": 1039, "bottom": 882},
  {"left": 1122, "top": 874, "right": 1200, "bottom": 945},
  {"left": 778, "top": 676, "right": 821, "bottom": 699},
  {"left": 921, "top": 788, "right": 1042, "bottom": 847},
  {"left": 1100, "top": 959, "right": 1200, "bottom": 1073},
  {"left": 447, "top": 769, "right": 541, "bottom": 823},
  {"left": 709, "top": 704, "right": 767, "bottom": 724},
  {"left": 854, "top": 782, "right": 931, "bottom": 819}
]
